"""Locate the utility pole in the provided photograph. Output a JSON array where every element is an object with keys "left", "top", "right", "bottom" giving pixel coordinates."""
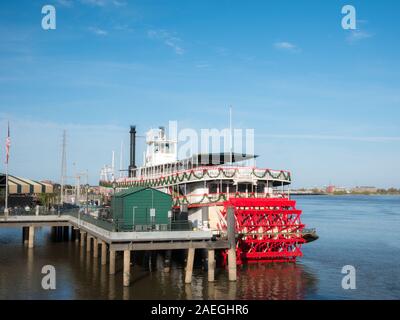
[
  {"left": 75, "top": 171, "right": 88, "bottom": 206},
  {"left": 111, "top": 150, "right": 115, "bottom": 181},
  {"left": 60, "top": 130, "right": 67, "bottom": 205},
  {"left": 4, "top": 122, "right": 10, "bottom": 218}
]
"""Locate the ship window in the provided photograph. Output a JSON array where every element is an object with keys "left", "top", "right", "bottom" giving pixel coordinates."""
[
  {"left": 209, "top": 183, "right": 218, "bottom": 194},
  {"left": 238, "top": 184, "right": 247, "bottom": 193},
  {"left": 256, "top": 184, "right": 265, "bottom": 193}
]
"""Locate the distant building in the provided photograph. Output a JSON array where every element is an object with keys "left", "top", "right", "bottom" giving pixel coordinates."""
[
  {"left": 0, "top": 174, "right": 54, "bottom": 195},
  {"left": 326, "top": 185, "right": 348, "bottom": 194},
  {"left": 351, "top": 186, "right": 378, "bottom": 194},
  {"left": 326, "top": 185, "right": 336, "bottom": 193},
  {"left": 0, "top": 173, "right": 55, "bottom": 208}
]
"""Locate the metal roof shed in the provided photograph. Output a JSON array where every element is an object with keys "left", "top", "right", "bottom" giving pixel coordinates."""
[{"left": 111, "top": 187, "right": 172, "bottom": 231}]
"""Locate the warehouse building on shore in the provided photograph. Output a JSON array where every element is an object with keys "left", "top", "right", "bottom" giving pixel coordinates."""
[{"left": 0, "top": 173, "right": 55, "bottom": 209}]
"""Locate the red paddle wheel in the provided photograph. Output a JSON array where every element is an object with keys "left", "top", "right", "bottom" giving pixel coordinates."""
[{"left": 220, "top": 198, "right": 305, "bottom": 265}]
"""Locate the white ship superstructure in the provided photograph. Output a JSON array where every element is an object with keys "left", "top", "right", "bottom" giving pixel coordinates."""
[{"left": 101, "top": 126, "right": 292, "bottom": 232}]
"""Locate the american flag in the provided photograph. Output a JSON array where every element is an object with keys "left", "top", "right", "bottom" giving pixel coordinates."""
[{"left": 5, "top": 122, "right": 10, "bottom": 164}]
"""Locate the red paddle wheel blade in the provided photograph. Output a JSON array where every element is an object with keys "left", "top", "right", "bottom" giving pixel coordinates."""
[{"left": 221, "top": 198, "right": 305, "bottom": 265}]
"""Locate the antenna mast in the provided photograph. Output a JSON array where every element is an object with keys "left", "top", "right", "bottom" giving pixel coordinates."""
[{"left": 230, "top": 106, "right": 233, "bottom": 164}]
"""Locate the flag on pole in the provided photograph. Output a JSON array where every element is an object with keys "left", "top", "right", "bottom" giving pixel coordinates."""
[{"left": 5, "top": 122, "right": 10, "bottom": 164}]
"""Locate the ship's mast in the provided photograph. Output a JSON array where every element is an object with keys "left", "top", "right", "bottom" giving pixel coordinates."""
[
  {"left": 229, "top": 106, "right": 233, "bottom": 164},
  {"left": 119, "top": 141, "right": 124, "bottom": 178}
]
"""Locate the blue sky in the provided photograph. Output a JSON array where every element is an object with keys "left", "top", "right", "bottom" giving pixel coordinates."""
[{"left": 0, "top": 0, "right": 399, "bottom": 187}]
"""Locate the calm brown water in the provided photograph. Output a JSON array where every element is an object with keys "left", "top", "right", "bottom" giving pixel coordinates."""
[{"left": 1, "top": 196, "right": 399, "bottom": 300}]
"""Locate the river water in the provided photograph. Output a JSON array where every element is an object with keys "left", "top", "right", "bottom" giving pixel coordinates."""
[{"left": 0, "top": 195, "right": 399, "bottom": 300}]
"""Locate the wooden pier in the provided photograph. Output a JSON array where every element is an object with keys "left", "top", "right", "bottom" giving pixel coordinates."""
[{"left": 0, "top": 211, "right": 236, "bottom": 287}]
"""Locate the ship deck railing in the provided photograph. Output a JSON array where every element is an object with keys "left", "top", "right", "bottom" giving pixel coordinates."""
[
  {"left": 124, "top": 165, "right": 291, "bottom": 183},
  {"left": 173, "top": 191, "right": 290, "bottom": 206}
]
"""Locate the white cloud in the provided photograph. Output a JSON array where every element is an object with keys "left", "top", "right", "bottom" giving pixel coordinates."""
[
  {"left": 80, "top": 0, "right": 126, "bottom": 6},
  {"left": 147, "top": 29, "right": 185, "bottom": 55},
  {"left": 257, "top": 133, "right": 400, "bottom": 143},
  {"left": 273, "top": 41, "right": 300, "bottom": 53},
  {"left": 88, "top": 27, "right": 108, "bottom": 36},
  {"left": 216, "top": 47, "right": 229, "bottom": 56},
  {"left": 346, "top": 30, "right": 374, "bottom": 43},
  {"left": 56, "top": 0, "right": 74, "bottom": 7},
  {"left": 195, "top": 63, "right": 210, "bottom": 68},
  {"left": 80, "top": 0, "right": 107, "bottom": 6},
  {"left": 113, "top": 24, "right": 134, "bottom": 32}
]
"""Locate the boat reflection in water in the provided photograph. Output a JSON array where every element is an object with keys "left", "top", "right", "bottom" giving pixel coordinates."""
[
  {"left": 234, "top": 263, "right": 318, "bottom": 300},
  {"left": 70, "top": 249, "right": 319, "bottom": 300},
  {"left": 0, "top": 228, "right": 318, "bottom": 300},
  {"left": 108, "top": 251, "right": 320, "bottom": 300}
]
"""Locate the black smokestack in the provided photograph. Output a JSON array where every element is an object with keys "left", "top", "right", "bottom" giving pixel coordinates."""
[{"left": 129, "top": 126, "right": 136, "bottom": 177}]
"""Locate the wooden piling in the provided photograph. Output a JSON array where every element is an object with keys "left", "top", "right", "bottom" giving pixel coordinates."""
[
  {"left": 109, "top": 250, "right": 116, "bottom": 275},
  {"left": 101, "top": 241, "right": 107, "bottom": 265},
  {"left": 28, "top": 226, "right": 35, "bottom": 249},
  {"left": 93, "top": 238, "right": 99, "bottom": 258},
  {"left": 164, "top": 250, "right": 172, "bottom": 273},
  {"left": 185, "top": 248, "right": 195, "bottom": 284},
  {"left": 86, "top": 235, "right": 91, "bottom": 252},
  {"left": 123, "top": 250, "right": 131, "bottom": 287},
  {"left": 208, "top": 249, "right": 215, "bottom": 282},
  {"left": 80, "top": 231, "right": 86, "bottom": 247}
]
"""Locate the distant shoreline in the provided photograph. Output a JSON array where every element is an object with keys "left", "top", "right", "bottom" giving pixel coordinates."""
[{"left": 292, "top": 193, "right": 400, "bottom": 196}]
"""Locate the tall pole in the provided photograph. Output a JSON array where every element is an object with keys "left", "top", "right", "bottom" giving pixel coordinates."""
[
  {"left": 4, "top": 160, "right": 9, "bottom": 217},
  {"left": 60, "top": 130, "right": 67, "bottom": 205},
  {"left": 229, "top": 106, "right": 233, "bottom": 164},
  {"left": 120, "top": 141, "right": 123, "bottom": 179},
  {"left": 86, "top": 170, "right": 89, "bottom": 209},
  {"left": 4, "top": 122, "right": 10, "bottom": 217},
  {"left": 111, "top": 151, "right": 115, "bottom": 181},
  {"left": 86, "top": 184, "right": 89, "bottom": 215},
  {"left": 76, "top": 175, "right": 80, "bottom": 206}
]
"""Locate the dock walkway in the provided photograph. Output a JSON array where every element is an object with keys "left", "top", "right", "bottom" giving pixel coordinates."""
[{"left": 0, "top": 210, "right": 234, "bottom": 286}]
